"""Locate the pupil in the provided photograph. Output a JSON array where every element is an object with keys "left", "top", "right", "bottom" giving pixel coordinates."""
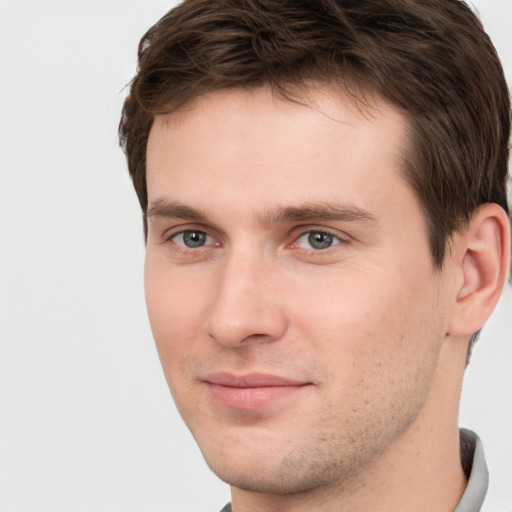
[
  {"left": 183, "top": 231, "right": 206, "bottom": 248},
  {"left": 308, "top": 231, "right": 333, "bottom": 249}
]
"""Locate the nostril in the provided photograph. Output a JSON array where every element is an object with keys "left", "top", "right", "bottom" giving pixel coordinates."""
[{"left": 205, "top": 309, "right": 288, "bottom": 348}]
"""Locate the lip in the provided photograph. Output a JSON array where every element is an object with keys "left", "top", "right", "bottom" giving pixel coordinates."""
[{"left": 204, "top": 372, "right": 310, "bottom": 410}]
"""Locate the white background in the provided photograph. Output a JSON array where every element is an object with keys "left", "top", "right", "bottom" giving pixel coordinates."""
[{"left": 0, "top": 1, "right": 511, "bottom": 511}]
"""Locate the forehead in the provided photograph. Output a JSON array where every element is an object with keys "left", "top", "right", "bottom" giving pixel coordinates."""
[
  {"left": 146, "top": 85, "right": 411, "bottom": 218},
  {"left": 149, "top": 85, "right": 406, "bottom": 146}
]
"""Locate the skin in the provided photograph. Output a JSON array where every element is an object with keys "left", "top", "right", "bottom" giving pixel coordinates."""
[{"left": 144, "top": 86, "right": 508, "bottom": 512}]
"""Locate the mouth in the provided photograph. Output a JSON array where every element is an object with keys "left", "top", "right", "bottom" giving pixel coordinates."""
[{"left": 203, "top": 372, "right": 311, "bottom": 410}]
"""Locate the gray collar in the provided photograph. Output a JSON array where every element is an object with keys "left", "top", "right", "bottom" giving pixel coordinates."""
[{"left": 455, "top": 428, "right": 489, "bottom": 512}]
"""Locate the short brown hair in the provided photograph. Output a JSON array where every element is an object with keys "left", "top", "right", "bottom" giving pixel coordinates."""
[{"left": 119, "top": 0, "right": 510, "bottom": 268}]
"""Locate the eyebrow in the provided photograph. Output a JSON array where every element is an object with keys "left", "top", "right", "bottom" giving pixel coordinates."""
[
  {"left": 146, "top": 199, "right": 207, "bottom": 222},
  {"left": 263, "top": 203, "right": 378, "bottom": 225},
  {"left": 147, "top": 198, "right": 377, "bottom": 226}
]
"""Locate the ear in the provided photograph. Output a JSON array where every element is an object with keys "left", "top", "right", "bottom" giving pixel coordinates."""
[{"left": 447, "top": 203, "right": 510, "bottom": 338}]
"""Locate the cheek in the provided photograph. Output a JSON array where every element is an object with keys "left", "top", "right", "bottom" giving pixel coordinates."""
[
  {"left": 144, "top": 257, "right": 208, "bottom": 382},
  {"left": 293, "top": 265, "right": 444, "bottom": 380},
  {"left": 297, "top": 273, "right": 443, "bottom": 431}
]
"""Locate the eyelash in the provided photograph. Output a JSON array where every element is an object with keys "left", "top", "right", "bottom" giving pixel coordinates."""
[
  {"left": 163, "top": 228, "right": 218, "bottom": 250},
  {"left": 162, "top": 226, "right": 348, "bottom": 255},
  {"left": 293, "top": 229, "right": 344, "bottom": 251}
]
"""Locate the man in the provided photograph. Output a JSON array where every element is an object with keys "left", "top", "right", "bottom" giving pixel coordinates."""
[{"left": 119, "top": 0, "right": 510, "bottom": 510}]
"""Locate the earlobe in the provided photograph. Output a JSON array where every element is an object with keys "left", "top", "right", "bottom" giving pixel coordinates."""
[{"left": 448, "top": 203, "right": 510, "bottom": 338}]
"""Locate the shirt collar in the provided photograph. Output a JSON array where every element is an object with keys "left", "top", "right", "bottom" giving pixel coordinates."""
[{"left": 454, "top": 428, "right": 489, "bottom": 512}]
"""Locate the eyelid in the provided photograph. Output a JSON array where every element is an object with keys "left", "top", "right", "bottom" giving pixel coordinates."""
[
  {"left": 296, "top": 231, "right": 341, "bottom": 249},
  {"left": 161, "top": 224, "right": 221, "bottom": 247},
  {"left": 174, "top": 231, "right": 215, "bottom": 248},
  {"left": 289, "top": 226, "right": 349, "bottom": 247},
  {"left": 158, "top": 223, "right": 349, "bottom": 253}
]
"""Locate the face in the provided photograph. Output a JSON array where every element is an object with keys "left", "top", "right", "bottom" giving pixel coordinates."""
[{"left": 144, "top": 86, "right": 451, "bottom": 495}]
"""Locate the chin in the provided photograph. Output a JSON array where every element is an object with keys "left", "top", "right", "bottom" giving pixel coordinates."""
[
  {"left": 206, "top": 455, "right": 340, "bottom": 495},
  {"left": 197, "top": 431, "right": 374, "bottom": 496}
]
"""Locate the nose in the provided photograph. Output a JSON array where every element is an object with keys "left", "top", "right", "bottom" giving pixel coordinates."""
[{"left": 204, "top": 252, "right": 288, "bottom": 348}]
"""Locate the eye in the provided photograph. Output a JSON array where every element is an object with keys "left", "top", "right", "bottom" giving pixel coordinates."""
[
  {"left": 296, "top": 230, "right": 341, "bottom": 250},
  {"left": 171, "top": 230, "right": 214, "bottom": 248}
]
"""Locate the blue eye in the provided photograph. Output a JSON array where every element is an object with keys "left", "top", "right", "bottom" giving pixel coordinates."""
[
  {"left": 173, "top": 230, "right": 212, "bottom": 248},
  {"left": 297, "top": 231, "right": 340, "bottom": 250}
]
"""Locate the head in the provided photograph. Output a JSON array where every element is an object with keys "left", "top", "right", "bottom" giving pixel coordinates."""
[{"left": 119, "top": 0, "right": 510, "bottom": 503}]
